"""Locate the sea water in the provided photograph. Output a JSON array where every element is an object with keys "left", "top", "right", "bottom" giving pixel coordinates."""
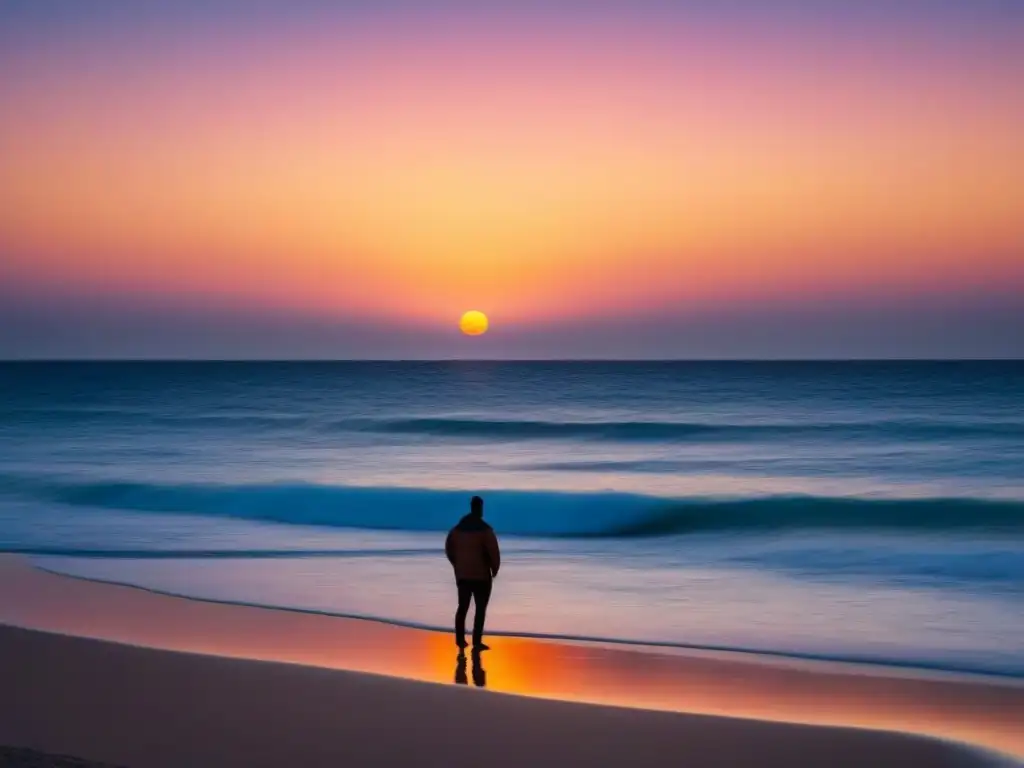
[{"left": 1, "top": 361, "right": 1022, "bottom": 675}]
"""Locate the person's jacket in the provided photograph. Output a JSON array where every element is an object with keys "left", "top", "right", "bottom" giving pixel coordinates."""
[{"left": 445, "top": 514, "right": 501, "bottom": 581}]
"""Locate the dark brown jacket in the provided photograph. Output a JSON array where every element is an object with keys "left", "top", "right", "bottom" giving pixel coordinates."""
[{"left": 445, "top": 514, "right": 501, "bottom": 581}]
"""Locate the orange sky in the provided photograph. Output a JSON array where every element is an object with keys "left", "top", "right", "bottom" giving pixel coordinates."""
[{"left": 1, "top": 5, "right": 1022, "bottom": 347}]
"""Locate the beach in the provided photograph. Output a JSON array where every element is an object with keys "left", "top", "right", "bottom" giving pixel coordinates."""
[
  {"left": 1, "top": 556, "right": 1021, "bottom": 767},
  {"left": 2, "top": 362, "right": 1023, "bottom": 767}
]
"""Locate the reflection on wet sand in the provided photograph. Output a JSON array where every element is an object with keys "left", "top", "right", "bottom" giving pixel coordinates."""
[
  {"left": 1, "top": 557, "right": 1022, "bottom": 760},
  {"left": 455, "top": 651, "right": 487, "bottom": 688}
]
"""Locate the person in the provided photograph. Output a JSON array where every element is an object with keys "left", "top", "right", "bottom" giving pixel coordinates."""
[{"left": 445, "top": 495, "right": 500, "bottom": 653}]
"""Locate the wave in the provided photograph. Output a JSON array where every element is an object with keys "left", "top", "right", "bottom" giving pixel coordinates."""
[
  {"left": 7, "top": 407, "right": 1023, "bottom": 442},
  {"left": 1, "top": 407, "right": 315, "bottom": 430},
  {"left": 364, "top": 418, "right": 725, "bottom": 440},
  {"left": 354, "top": 417, "right": 1024, "bottom": 442},
  {"left": 5, "top": 476, "right": 1024, "bottom": 538}
]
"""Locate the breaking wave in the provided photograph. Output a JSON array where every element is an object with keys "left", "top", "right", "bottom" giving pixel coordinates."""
[{"left": 4, "top": 476, "right": 1023, "bottom": 538}]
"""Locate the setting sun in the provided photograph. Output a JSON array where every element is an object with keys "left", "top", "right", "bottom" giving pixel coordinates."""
[{"left": 459, "top": 311, "right": 489, "bottom": 336}]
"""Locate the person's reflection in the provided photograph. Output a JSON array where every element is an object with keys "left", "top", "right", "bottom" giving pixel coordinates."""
[{"left": 454, "top": 651, "right": 487, "bottom": 688}]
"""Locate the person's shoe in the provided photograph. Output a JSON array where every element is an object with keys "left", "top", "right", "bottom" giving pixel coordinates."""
[
  {"left": 456, "top": 639, "right": 468, "bottom": 650},
  {"left": 473, "top": 643, "right": 491, "bottom": 652}
]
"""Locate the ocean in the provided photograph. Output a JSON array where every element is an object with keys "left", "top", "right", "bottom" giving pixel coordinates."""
[{"left": 1, "top": 361, "right": 1022, "bottom": 676}]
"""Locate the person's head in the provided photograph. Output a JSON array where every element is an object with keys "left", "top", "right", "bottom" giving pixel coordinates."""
[{"left": 469, "top": 495, "right": 484, "bottom": 519}]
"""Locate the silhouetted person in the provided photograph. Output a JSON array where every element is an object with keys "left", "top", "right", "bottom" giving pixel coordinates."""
[{"left": 445, "top": 495, "right": 500, "bottom": 652}]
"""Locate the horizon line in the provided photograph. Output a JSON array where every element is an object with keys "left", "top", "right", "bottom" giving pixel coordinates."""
[{"left": 2, "top": 358, "right": 1022, "bottom": 364}]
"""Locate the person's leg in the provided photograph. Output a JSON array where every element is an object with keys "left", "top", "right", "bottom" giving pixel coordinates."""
[
  {"left": 471, "top": 579, "right": 493, "bottom": 648},
  {"left": 455, "top": 580, "right": 472, "bottom": 649}
]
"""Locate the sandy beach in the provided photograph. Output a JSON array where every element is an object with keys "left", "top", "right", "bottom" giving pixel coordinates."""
[{"left": 1, "top": 555, "right": 1021, "bottom": 767}]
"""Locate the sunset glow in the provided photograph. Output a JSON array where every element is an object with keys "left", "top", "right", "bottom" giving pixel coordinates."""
[{"left": 1, "top": 3, "right": 1022, "bottom": 358}]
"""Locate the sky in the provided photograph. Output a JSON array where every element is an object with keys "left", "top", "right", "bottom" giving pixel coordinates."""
[{"left": 1, "top": 1, "right": 1022, "bottom": 358}]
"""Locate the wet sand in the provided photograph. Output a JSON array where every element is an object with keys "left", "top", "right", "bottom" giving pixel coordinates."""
[{"left": 0, "top": 555, "right": 1021, "bottom": 767}]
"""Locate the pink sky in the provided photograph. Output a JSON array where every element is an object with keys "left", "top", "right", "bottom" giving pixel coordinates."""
[{"left": 1, "top": 3, "right": 1021, "bottom": 356}]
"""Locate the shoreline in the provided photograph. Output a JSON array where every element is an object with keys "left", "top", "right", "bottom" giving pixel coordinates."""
[
  {"left": 2, "top": 555, "right": 1023, "bottom": 765},
  {"left": 30, "top": 557, "right": 1024, "bottom": 687}
]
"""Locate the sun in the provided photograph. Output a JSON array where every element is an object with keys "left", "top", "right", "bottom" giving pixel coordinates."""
[{"left": 459, "top": 310, "right": 489, "bottom": 336}]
